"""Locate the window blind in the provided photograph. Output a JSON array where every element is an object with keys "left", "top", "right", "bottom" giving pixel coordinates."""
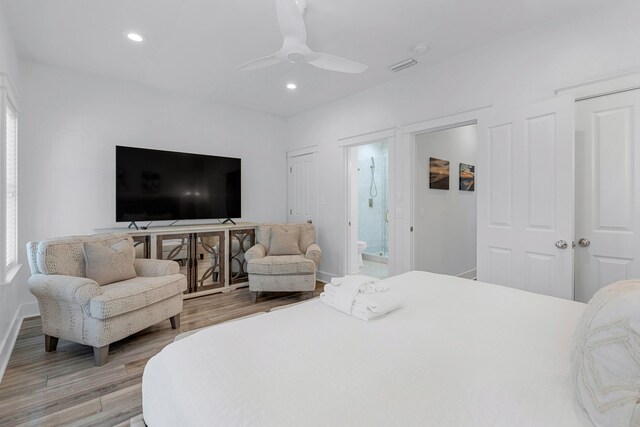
[{"left": 5, "top": 104, "right": 17, "bottom": 269}]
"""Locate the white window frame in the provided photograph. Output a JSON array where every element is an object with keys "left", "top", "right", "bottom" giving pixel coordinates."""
[{"left": 1, "top": 73, "right": 21, "bottom": 285}]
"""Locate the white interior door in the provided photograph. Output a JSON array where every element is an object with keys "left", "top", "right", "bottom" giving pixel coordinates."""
[
  {"left": 477, "top": 96, "right": 575, "bottom": 299},
  {"left": 287, "top": 151, "right": 317, "bottom": 224},
  {"left": 575, "top": 90, "right": 640, "bottom": 302}
]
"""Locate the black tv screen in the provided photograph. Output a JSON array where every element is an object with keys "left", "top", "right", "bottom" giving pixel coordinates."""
[{"left": 116, "top": 146, "right": 241, "bottom": 222}]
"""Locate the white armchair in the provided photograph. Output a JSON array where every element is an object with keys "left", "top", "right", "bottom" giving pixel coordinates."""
[
  {"left": 245, "top": 223, "right": 321, "bottom": 302},
  {"left": 27, "top": 233, "right": 187, "bottom": 366}
]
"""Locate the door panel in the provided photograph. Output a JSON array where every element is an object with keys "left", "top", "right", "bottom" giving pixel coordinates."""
[
  {"left": 287, "top": 152, "right": 317, "bottom": 224},
  {"left": 478, "top": 96, "right": 575, "bottom": 299},
  {"left": 575, "top": 91, "right": 640, "bottom": 302}
]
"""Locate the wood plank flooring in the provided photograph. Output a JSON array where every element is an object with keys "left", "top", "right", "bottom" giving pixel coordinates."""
[{"left": 0, "top": 283, "right": 323, "bottom": 427}]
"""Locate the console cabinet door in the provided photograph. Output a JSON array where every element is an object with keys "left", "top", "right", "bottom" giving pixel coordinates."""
[
  {"left": 192, "top": 231, "right": 225, "bottom": 293},
  {"left": 229, "top": 229, "right": 255, "bottom": 285},
  {"left": 156, "top": 233, "right": 191, "bottom": 291}
]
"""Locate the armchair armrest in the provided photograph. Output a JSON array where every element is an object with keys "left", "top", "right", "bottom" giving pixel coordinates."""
[
  {"left": 28, "top": 274, "right": 102, "bottom": 307},
  {"left": 305, "top": 244, "right": 321, "bottom": 267},
  {"left": 245, "top": 244, "right": 267, "bottom": 262},
  {"left": 134, "top": 259, "right": 180, "bottom": 277}
]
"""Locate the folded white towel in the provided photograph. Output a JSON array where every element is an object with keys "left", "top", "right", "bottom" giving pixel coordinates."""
[
  {"left": 355, "top": 292, "right": 404, "bottom": 314},
  {"left": 324, "top": 275, "right": 378, "bottom": 314},
  {"left": 330, "top": 274, "right": 377, "bottom": 287},
  {"left": 324, "top": 280, "right": 389, "bottom": 296},
  {"left": 320, "top": 292, "right": 377, "bottom": 320},
  {"left": 320, "top": 289, "right": 403, "bottom": 320}
]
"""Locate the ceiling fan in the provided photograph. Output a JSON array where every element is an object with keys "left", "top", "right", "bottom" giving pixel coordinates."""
[{"left": 236, "top": 0, "right": 368, "bottom": 74}]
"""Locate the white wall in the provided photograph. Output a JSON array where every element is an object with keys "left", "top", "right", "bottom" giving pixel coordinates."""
[
  {"left": 14, "top": 61, "right": 288, "bottom": 307},
  {"left": 287, "top": 0, "right": 640, "bottom": 278},
  {"left": 0, "top": 1, "right": 25, "bottom": 379},
  {"left": 414, "top": 126, "right": 476, "bottom": 276}
]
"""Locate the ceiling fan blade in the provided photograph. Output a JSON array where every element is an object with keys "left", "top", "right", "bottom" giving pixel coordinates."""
[
  {"left": 236, "top": 54, "right": 282, "bottom": 71},
  {"left": 276, "top": 0, "right": 307, "bottom": 42},
  {"left": 306, "top": 53, "right": 368, "bottom": 74}
]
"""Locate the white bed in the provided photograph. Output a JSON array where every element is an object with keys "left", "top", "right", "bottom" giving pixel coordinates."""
[{"left": 142, "top": 271, "right": 587, "bottom": 427}]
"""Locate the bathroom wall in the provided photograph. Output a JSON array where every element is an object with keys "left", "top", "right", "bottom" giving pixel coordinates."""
[
  {"left": 357, "top": 141, "right": 388, "bottom": 256},
  {"left": 414, "top": 125, "right": 477, "bottom": 276}
]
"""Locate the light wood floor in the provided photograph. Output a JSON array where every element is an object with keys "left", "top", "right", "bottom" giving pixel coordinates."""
[{"left": 0, "top": 283, "right": 323, "bottom": 427}]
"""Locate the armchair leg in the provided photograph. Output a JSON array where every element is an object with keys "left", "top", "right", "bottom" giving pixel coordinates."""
[
  {"left": 93, "top": 345, "right": 109, "bottom": 366},
  {"left": 44, "top": 335, "right": 58, "bottom": 352},
  {"left": 250, "top": 291, "right": 258, "bottom": 303},
  {"left": 170, "top": 314, "right": 180, "bottom": 329}
]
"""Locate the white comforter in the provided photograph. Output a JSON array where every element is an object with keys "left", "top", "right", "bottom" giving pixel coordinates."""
[{"left": 143, "top": 271, "right": 587, "bottom": 427}]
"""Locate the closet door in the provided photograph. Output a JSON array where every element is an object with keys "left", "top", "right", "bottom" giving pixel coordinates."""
[
  {"left": 477, "top": 96, "right": 575, "bottom": 299},
  {"left": 287, "top": 151, "right": 318, "bottom": 224},
  {"left": 575, "top": 90, "right": 640, "bottom": 302}
]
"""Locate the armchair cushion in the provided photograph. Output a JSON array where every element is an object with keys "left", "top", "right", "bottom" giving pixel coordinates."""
[
  {"left": 134, "top": 258, "right": 180, "bottom": 277},
  {"left": 89, "top": 274, "right": 187, "bottom": 320},
  {"left": 247, "top": 255, "right": 316, "bottom": 275},
  {"left": 28, "top": 274, "right": 102, "bottom": 307},
  {"left": 268, "top": 227, "right": 302, "bottom": 256},
  {"left": 83, "top": 240, "right": 136, "bottom": 285}
]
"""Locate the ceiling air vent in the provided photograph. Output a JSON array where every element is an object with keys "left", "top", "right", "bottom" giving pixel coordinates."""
[{"left": 388, "top": 58, "right": 418, "bottom": 72}]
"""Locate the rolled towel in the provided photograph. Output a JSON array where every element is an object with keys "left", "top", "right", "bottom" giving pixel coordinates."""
[
  {"left": 359, "top": 281, "right": 390, "bottom": 294},
  {"left": 325, "top": 275, "right": 379, "bottom": 314},
  {"left": 323, "top": 283, "right": 338, "bottom": 295},
  {"left": 330, "top": 277, "right": 343, "bottom": 286}
]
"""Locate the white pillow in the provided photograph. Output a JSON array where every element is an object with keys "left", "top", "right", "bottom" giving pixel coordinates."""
[{"left": 572, "top": 280, "right": 640, "bottom": 427}]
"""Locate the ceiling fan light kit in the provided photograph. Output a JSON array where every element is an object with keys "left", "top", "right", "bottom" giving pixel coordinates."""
[{"left": 237, "top": 0, "right": 368, "bottom": 74}]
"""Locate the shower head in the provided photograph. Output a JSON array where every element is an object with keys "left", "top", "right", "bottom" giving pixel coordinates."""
[{"left": 370, "top": 157, "right": 375, "bottom": 169}]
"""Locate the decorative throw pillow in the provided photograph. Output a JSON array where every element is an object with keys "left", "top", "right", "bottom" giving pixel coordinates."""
[
  {"left": 83, "top": 240, "right": 137, "bottom": 285},
  {"left": 571, "top": 280, "right": 640, "bottom": 427},
  {"left": 268, "top": 227, "right": 302, "bottom": 256}
]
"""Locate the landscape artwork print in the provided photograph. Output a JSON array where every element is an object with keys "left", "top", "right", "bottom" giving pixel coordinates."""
[
  {"left": 429, "top": 157, "right": 450, "bottom": 190},
  {"left": 459, "top": 163, "right": 475, "bottom": 191}
]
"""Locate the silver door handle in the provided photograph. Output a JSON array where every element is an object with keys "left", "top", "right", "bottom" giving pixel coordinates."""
[
  {"left": 555, "top": 240, "right": 568, "bottom": 249},
  {"left": 578, "top": 238, "right": 590, "bottom": 247},
  {"left": 307, "top": 219, "right": 312, "bottom": 224}
]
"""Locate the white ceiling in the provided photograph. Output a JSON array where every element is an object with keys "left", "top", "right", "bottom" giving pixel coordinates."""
[{"left": 3, "top": 0, "right": 608, "bottom": 117}]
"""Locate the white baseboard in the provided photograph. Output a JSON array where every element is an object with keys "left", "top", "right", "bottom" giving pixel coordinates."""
[
  {"left": 0, "top": 302, "right": 40, "bottom": 383},
  {"left": 316, "top": 270, "right": 337, "bottom": 283},
  {"left": 457, "top": 268, "right": 477, "bottom": 280}
]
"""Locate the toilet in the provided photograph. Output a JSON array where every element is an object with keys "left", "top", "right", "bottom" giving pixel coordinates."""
[{"left": 357, "top": 241, "right": 368, "bottom": 267}]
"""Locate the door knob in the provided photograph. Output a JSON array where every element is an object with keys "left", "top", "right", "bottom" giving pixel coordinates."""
[
  {"left": 578, "top": 238, "right": 591, "bottom": 247},
  {"left": 307, "top": 219, "right": 313, "bottom": 224},
  {"left": 555, "top": 240, "right": 568, "bottom": 249}
]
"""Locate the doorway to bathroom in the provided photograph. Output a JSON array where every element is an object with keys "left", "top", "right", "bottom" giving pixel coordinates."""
[{"left": 346, "top": 140, "right": 390, "bottom": 279}]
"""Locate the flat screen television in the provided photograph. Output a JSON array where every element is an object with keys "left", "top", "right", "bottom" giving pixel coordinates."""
[{"left": 116, "top": 146, "right": 241, "bottom": 222}]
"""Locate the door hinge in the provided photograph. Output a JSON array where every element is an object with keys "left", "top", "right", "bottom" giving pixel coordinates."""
[
  {"left": 289, "top": 167, "right": 293, "bottom": 173},
  {"left": 410, "top": 226, "right": 414, "bottom": 232},
  {"left": 290, "top": 209, "right": 292, "bottom": 215}
]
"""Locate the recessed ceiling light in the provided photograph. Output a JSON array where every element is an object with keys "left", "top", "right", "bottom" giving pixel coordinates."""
[
  {"left": 412, "top": 44, "right": 430, "bottom": 56},
  {"left": 126, "top": 33, "right": 144, "bottom": 43},
  {"left": 286, "top": 83, "right": 297, "bottom": 90}
]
